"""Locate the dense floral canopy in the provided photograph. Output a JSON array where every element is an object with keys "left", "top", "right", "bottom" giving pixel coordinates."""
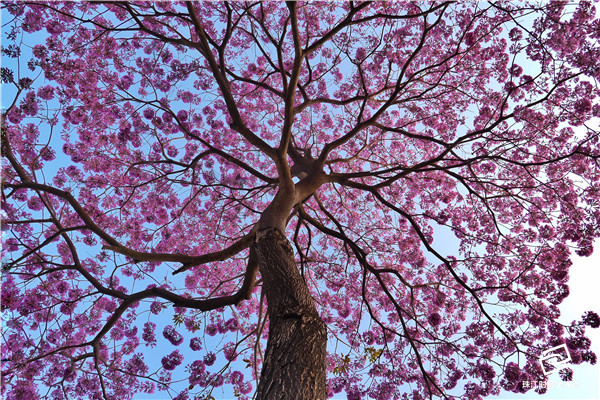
[{"left": 2, "top": 1, "right": 600, "bottom": 399}]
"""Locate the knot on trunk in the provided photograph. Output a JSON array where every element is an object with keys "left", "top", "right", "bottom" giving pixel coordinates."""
[
  {"left": 256, "top": 227, "right": 293, "bottom": 255},
  {"left": 280, "top": 305, "right": 309, "bottom": 321}
]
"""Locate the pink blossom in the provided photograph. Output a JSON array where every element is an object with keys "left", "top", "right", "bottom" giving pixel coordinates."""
[
  {"left": 163, "top": 325, "right": 183, "bottom": 346},
  {"left": 189, "top": 337, "right": 202, "bottom": 351},
  {"left": 20, "top": 92, "right": 38, "bottom": 116},
  {"left": 203, "top": 352, "right": 216, "bottom": 366},
  {"left": 355, "top": 47, "right": 367, "bottom": 61},
  {"left": 205, "top": 324, "right": 217, "bottom": 336},
  {"left": 238, "top": 381, "right": 253, "bottom": 395},
  {"left": 574, "top": 98, "right": 592, "bottom": 115},
  {"left": 427, "top": 312, "right": 442, "bottom": 327},
  {"left": 504, "top": 362, "right": 521, "bottom": 382},
  {"left": 176, "top": 110, "right": 188, "bottom": 121},
  {"left": 40, "top": 147, "right": 56, "bottom": 161},
  {"left": 32, "top": 44, "right": 47, "bottom": 59},
  {"left": 6, "top": 380, "right": 39, "bottom": 399},
  {"left": 180, "top": 91, "right": 194, "bottom": 103},
  {"left": 230, "top": 370, "right": 243, "bottom": 384},
  {"left": 188, "top": 360, "right": 206, "bottom": 386},
  {"left": 142, "top": 108, "right": 155, "bottom": 119},
  {"left": 161, "top": 350, "right": 183, "bottom": 371},
  {"left": 3, "top": 238, "right": 19, "bottom": 252},
  {"left": 582, "top": 311, "right": 600, "bottom": 328},
  {"left": 225, "top": 318, "right": 239, "bottom": 332},
  {"left": 209, "top": 373, "right": 224, "bottom": 387},
  {"left": 150, "top": 301, "right": 163, "bottom": 314},
  {"left": 224, "top": 342, "right": 237, "bottom": 361},
  {"left": 510, "top": 64, "right": 523, "bottom": 77},
  {"left": 173, "top": 390, "right": 189, "bottom": 400},
  {"left": 142, "top": 322, "right": 157, "bottom": 346},
  {"left": 26, "top": 197, "right": 44, "bottom": 211},
  {"left": 509, "top": 27, "right": 523, "bottom": 41}
]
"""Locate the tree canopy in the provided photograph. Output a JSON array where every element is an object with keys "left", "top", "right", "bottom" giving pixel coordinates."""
[{"left": 2, "top": 1, "right": 600, "bottom": 399}]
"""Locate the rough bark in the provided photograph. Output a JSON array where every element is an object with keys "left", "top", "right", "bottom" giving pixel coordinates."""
[{"left": 254, "top": 228, "right": 327, "bottom": 400}]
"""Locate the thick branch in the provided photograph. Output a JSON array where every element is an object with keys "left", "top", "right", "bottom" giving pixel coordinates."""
[
  {"left": 184, "top": 1, "right": 277, "bottom": 161},
  {"left": 104, "top": 227, "right": 257, "bottom": 272}
]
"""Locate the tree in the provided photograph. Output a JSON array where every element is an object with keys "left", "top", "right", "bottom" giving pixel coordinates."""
[{"left": 2, "top": 1, "right": 600, "bottom": 399}]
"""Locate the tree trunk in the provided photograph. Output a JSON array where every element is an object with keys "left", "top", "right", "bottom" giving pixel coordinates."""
[{"left": 254, "top": 228, "right": 327, "bottom": 400}]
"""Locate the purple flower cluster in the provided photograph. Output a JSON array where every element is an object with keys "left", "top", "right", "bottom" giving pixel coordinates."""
[
  {"left": 142, "top": 108, "right": 155, "bottom": 120},
  {"left": 173, "top": 391, "right": 189, "bottom": 400},
  {"left": 163, "top": 325, "right": 183, "bottom": 346},
  {"left": 20, "top": 92, "right": 38, "bottom": 116},
  {"left": 225, "top": 318, "right": 239, "bottom": 332},
  {"left": 504, "top": 362, "right": 521, "bottom": 382},
  {"left": 188, "top": 360, "right": 207, "bottom": 387},
  {"left": 37, "top": 85, "right": 54, "bottom": 100},
  {"left": 208, "top": 374, "right": 224, "bottom": 387},
  {"left": 205, "top": 324, "right": 218, "bottom": 336},
  {"left": 224, "top": 343, "right": 237, "bottom": 361},
  {"left": 189, "top": 337, "right": 202, "bottom": 351},
  {"left": 238, "top": 381, "right": 253, "bottom": 395},
  {"left": 427, "top": 312, "right": 442, "bottom": 327},
  {"left": 142, "top": 322, "right": 156, "bottom": 347},
  {"left": 161, "top": 350, "right": 183, "bottom": 371},
  {"left": 203, "top": 352, "right": 216, "bottom": 366},
  {"left": 582, "top": 311, "right": 600, "bottom": 328},
  {"left": 150, "top": 301, "right": 163, "bottom": 314},
  {"left": 230, "top": 370, "right": 243, "bottom": 385},
  {"left": 476, "top": 363, "right": 495, "bottom": 380}
]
